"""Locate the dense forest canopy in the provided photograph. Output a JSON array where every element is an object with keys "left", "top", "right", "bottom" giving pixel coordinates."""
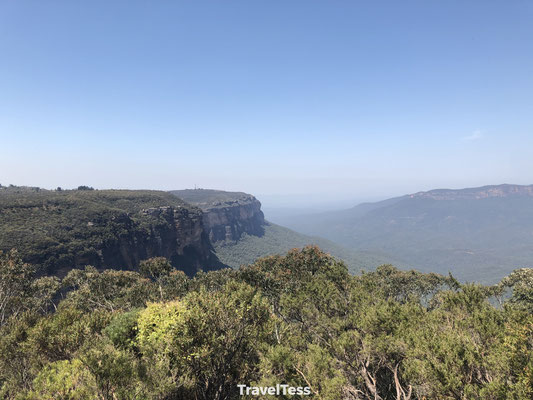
[{"left": 0, "top": 247, "right": 531, "bottom": 399}]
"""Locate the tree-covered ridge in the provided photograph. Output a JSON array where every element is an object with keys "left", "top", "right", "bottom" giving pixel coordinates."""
[
  {"left": 0, "top": 248, "right": 531, "bottom": 399},
  {"left": 169, "top": 189, "right": 253, "bottom": 208},
  {"left": 0, "top": 188, "right": 200, "bottom": 275},
  {"left": 0, "top": 186, "right": 191, "bottom": 211}
]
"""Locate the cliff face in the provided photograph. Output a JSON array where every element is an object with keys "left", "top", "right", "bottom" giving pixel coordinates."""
[
  {"left": 95, "top": 206, "right": 220, "bottom": 276},
  {"left": 1, "top": 188, "right": 269, "bottom": 276},
  {"left": 202, "top": 196, "right": 265, "bottom": 242},
  {"left": 169, "top": 190, "right": 266, "bottom": 243},
  {"left": 0, "top": 189, "right": 223, "bottom": 277}
]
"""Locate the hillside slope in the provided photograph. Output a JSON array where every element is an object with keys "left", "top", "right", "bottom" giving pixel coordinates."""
[
  {"left": 279, "top": 184, "right": 533, "bottom": 283},
  {"left": 213, "top": 221, "right": 397, "bottom": 274}
]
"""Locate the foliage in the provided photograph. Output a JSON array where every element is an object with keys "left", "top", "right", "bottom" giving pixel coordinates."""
[
  {"left": 139, "top": 257, "right": 172, "bottom": 280},
  {"left": 104, "top": 309, "right": 141, "bottom": 352},
  {"left": 0, "top": 246, "right": 531, "bottom": 399},
  {"left": 498, "top": 268, "right": 533, "bottom": 312},
  {"left": 136, "top": 281, "right": 272, "bottom": 399},
  {"left": 0, "top": 250, "right": 37, "bottom": 326},
  {"left": 22, "top": 359, "right": 97, "bottom": 400},
  {"left": 61, "top": 267, "right": 157, "bottom": 312},
  {"left": 0, "top": 250, "right": 59, "bottom": 327}
]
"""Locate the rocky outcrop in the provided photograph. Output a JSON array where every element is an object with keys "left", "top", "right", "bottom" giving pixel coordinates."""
[
  {"left": 169, "top": 190, "right": 266, "bottom": 243},
  {"left": 202, "top": 196, "right": 265, "bottom": 242},
  {"left": 0, "top": 188, "right": 256, "bottom": 277},
  {"left": 0, "top": 192, "right": 224, "bottom": 277},
  {"left": 89, "top": 206, "right": 221, "bottom": 276}
]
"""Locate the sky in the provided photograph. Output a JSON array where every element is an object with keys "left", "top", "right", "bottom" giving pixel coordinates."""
[{"left": 1, "top": 0, "right": 532, "bottom": 208}]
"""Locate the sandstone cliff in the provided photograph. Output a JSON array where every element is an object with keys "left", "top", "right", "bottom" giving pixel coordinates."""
[
  {"left": 95, "top": 205, "right": 220, "bottom": 276},
  {"left": 0, "top": 189, "right": 223, "bottom": 276},
  {"left": 170, "top": 189, "right": 266, "bottom": 243}
]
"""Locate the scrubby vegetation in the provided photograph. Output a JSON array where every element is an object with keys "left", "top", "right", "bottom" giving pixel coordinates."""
[{"left": 0, "top": 247, "right": 531, "bottom": 399}]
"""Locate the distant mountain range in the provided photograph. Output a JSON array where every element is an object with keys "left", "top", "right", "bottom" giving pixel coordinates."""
[{"left": 277, "top": 184, "right": 533, "bottom": 283}]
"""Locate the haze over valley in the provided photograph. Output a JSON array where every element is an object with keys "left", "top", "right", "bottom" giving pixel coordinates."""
[{"left": 2, "top": 183, "right": 531, "bottom": 284}]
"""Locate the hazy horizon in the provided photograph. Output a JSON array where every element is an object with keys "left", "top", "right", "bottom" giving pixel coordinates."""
[
  {"left": 2, "top": 1, "right": 532, "bottom": 205},
  {"left": 3, "top": 181, "right": 533, "bottom": 212}
]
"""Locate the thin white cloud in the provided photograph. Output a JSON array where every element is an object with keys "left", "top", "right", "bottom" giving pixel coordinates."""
[{"left": 462, "top": 129, "right": 483, "bottom": 141}]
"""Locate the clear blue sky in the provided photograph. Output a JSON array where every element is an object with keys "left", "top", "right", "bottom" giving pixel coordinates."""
[{"left": 1, "top": 1, "right": 532, "bottom": 207}]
